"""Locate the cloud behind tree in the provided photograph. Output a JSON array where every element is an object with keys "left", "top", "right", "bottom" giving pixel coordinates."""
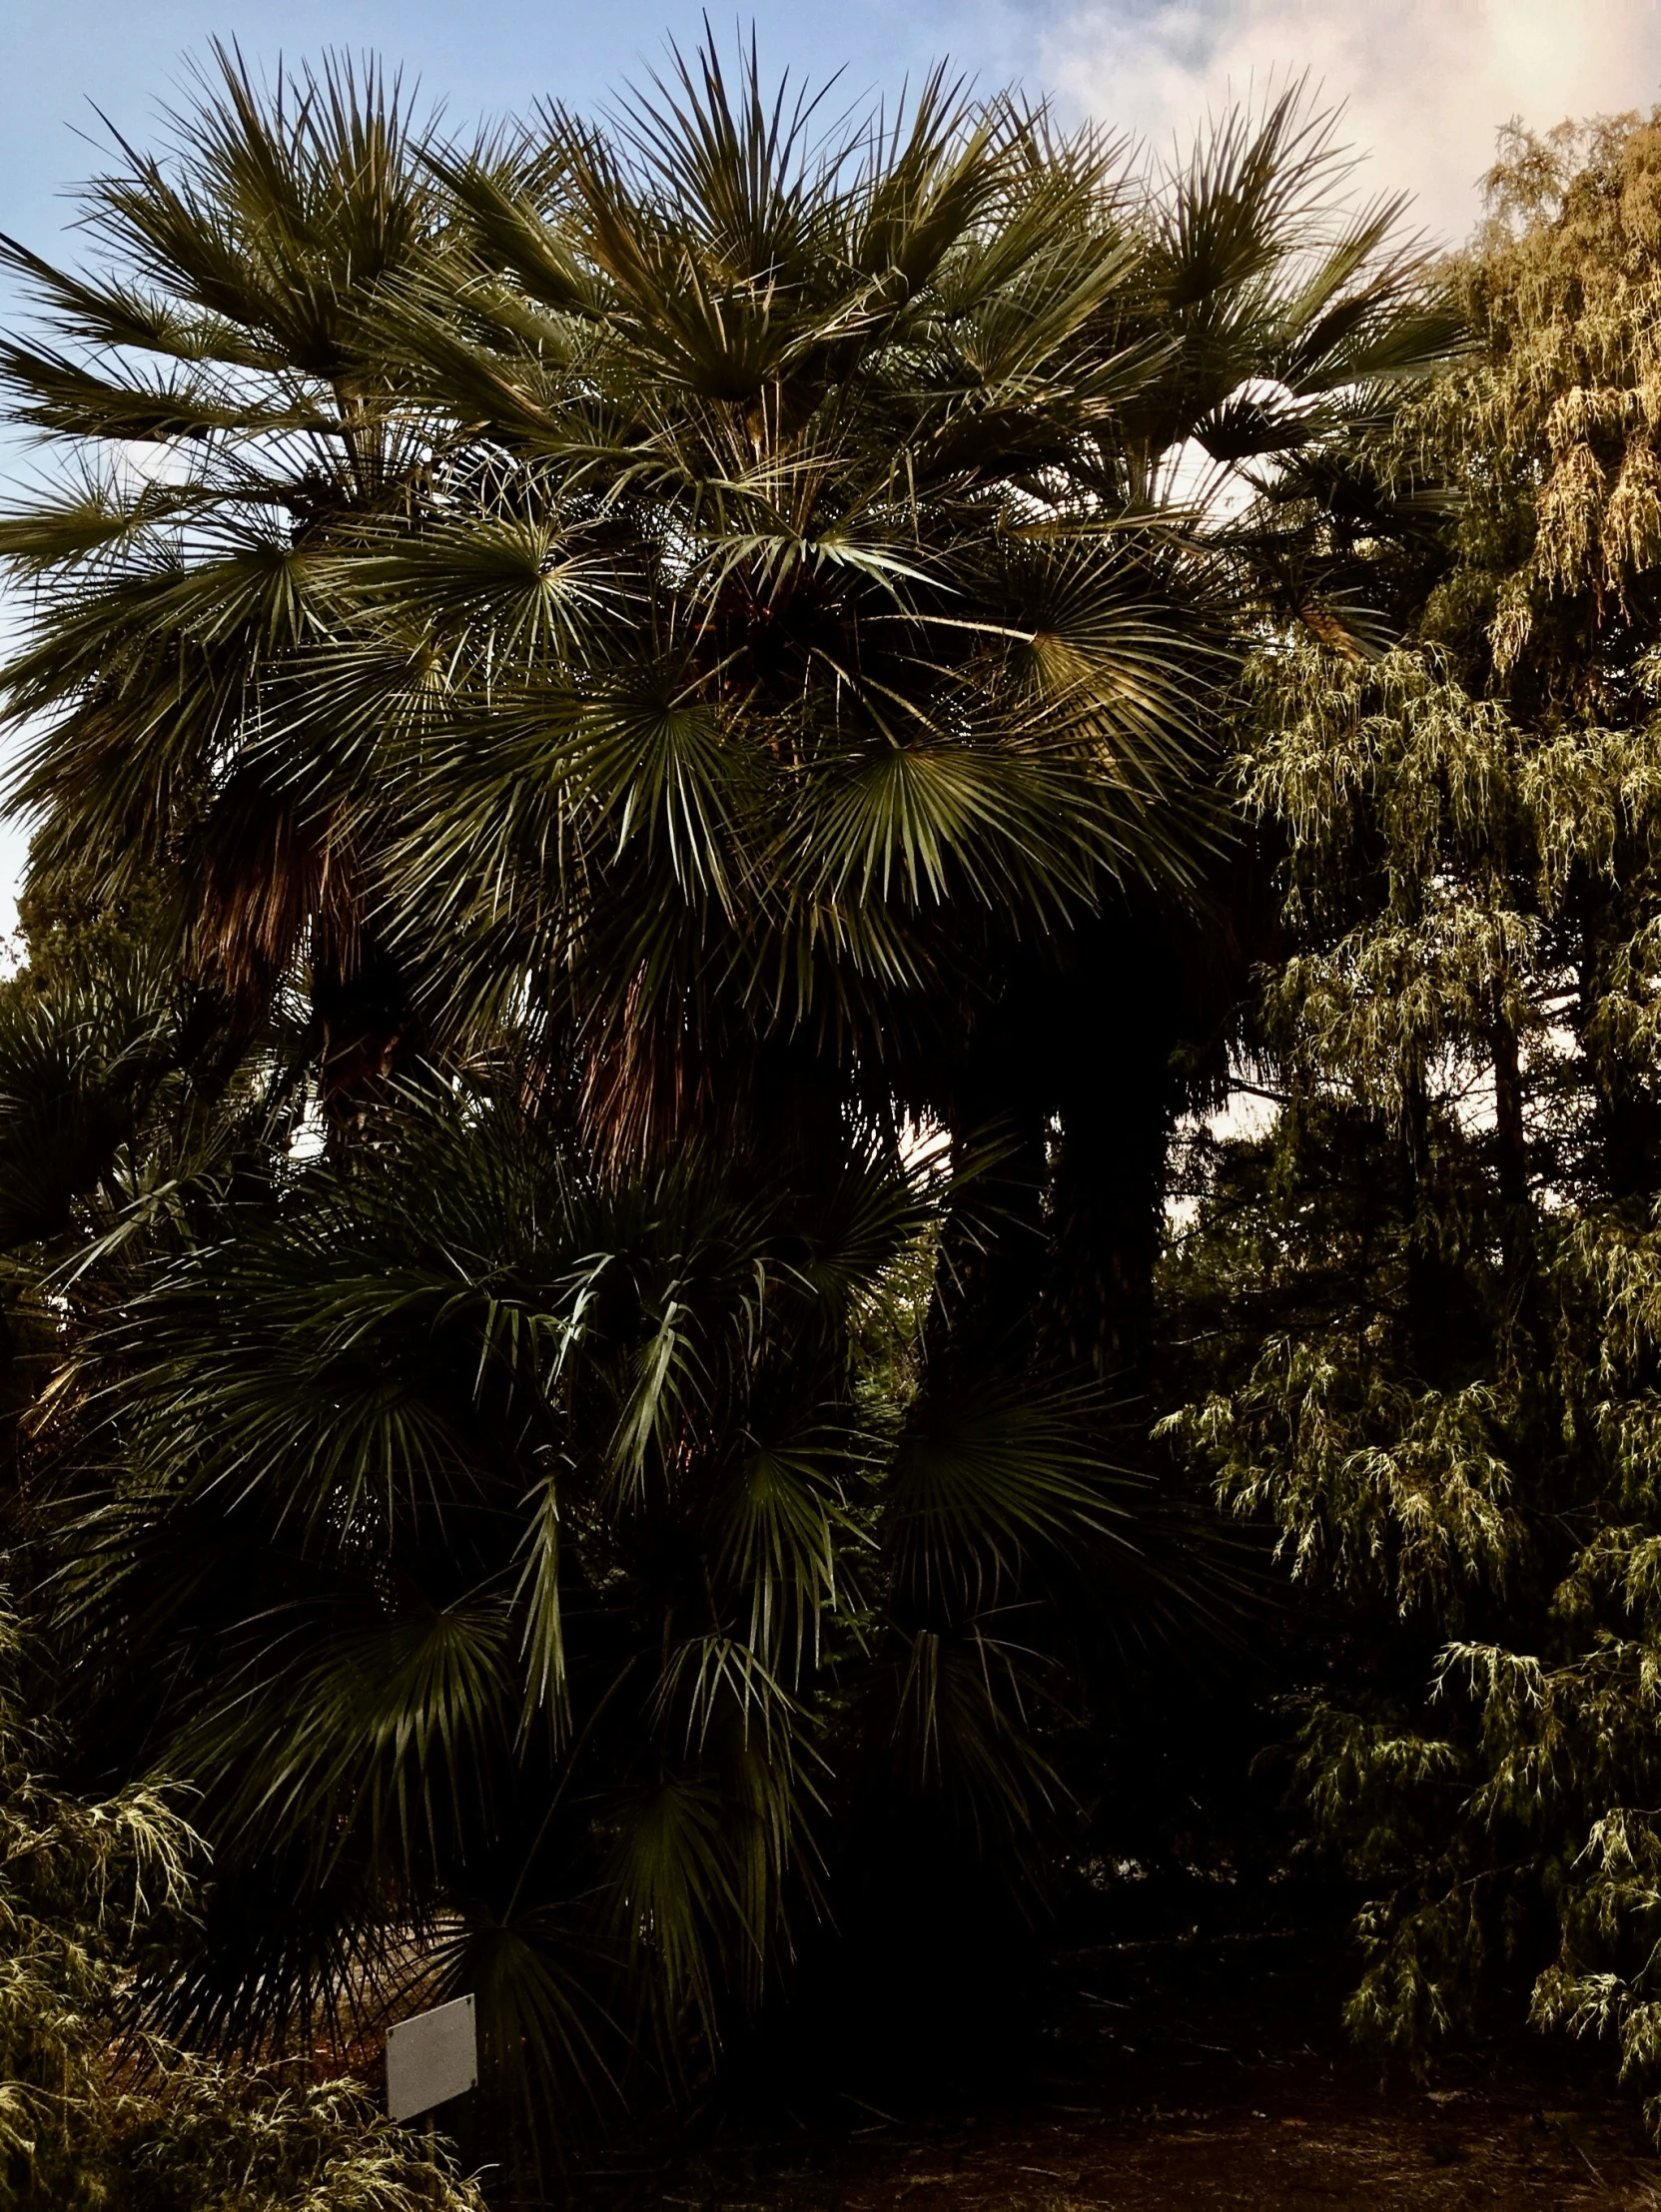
[{"left": 1037, "top": 0, "right": 1661, "bottom": 240}]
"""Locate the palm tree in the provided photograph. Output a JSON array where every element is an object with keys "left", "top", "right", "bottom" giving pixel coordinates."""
[
  {"left": 0, "top": 40, "right": 1461, "bottom": 2159},
  {"left": 334, "top": 58, "right": 1457, "bottom": 1213},
  {"left": 14, "top": 1052, "right": 1170, "bottom": 2155},
  {"left": 0, "top": 45, "right": 447, "bottom": 1096},
  {"left": 2, "top": 46, "right": 1456, "bottom": 1343}
]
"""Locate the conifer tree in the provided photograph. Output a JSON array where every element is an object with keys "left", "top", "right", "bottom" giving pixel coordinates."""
[{"left": 1162, "top": 110, "right": 1661, "bottom": 2122}]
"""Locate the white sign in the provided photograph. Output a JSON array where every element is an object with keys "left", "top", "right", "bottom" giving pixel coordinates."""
[{"left": 387, "top": 1993, "right": 478, "bottom": 2122}]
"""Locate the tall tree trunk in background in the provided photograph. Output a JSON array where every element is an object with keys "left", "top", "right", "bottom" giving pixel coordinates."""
[
  {"left": 1399, "top": 1061, "right": 1453, "bottom": 1386},
  {"left": 1046, "top": 1057, "right": 1175, "bottom": 1384},
  {"left": 1490, "top": 1004, "right": 1536, "bottom": 1313},
  {"left": 1580, "top": 922, "right": 1661, "bottom": 1204},
  {"left": 1049, "top": 908, "right": 1192, "bottom": 1390},
  {"left": 311, "top": 932, "right": 417, "bottom": 1132}
]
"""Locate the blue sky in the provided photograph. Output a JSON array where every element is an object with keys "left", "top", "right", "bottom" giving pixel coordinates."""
[
  {"left": 10, "top": 1, "right": 1658, "bottom": 264},
  {"left": 1, "top": 1, "right": 1035, "bottom": 261},
  {"left": 1, "top": 0, "right": 1659, "bottom": 925}
]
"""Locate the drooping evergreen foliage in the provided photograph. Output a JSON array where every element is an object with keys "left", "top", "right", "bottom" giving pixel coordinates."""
[{"left": 1162, "top": 109, "right": 1661, "bottom": 2127}]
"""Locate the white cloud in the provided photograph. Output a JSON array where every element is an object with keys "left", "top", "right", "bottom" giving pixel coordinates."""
[{"left": 1038, "top": 0, "right": 1661, "bottom": 243}]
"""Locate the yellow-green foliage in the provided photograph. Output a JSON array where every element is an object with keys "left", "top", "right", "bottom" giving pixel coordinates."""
[
  {"left": 1162, "top": 106, "right": 1661, "bottom": 2127},
  {"left": 0, "top": 1615, "right": 482, "bottom": 2212},
  {"left": 1409, "top": 112, "right": 1661, "bottom": 699}
]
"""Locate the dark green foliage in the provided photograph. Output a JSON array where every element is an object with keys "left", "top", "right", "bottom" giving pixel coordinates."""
[
  {"left": 27, "top": 1065, "right": 1171, "bottom": 2155},
  {"left": 0, "top": 44, "right": 1452, "bottom": 1236}
]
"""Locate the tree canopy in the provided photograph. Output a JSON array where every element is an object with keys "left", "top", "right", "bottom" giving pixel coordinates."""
[
  {"left": 1162, "top": 105, "right": 1661, "bottom": 2126},
  {"left": 14, "top": 34, "right": 1661, "bottom": 2207}
]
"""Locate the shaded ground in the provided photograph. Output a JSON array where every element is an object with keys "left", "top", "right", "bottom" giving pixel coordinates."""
[{"left": 571, "top": 1927, "right": 1661, "bottom": 2209}]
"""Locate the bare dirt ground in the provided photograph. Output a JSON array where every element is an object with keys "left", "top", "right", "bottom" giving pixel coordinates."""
[
  {"left": 573, "top": 1928, "right": 1661, "bottom": 2209},
  {"left": 625, "top": 2096, "right": 1660, "bottom": 2210}
]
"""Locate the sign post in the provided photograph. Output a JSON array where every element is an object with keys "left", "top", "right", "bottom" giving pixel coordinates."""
[
  {"left": 388, "top": 1994, "right": 477, "bottom": 2208},
  {"left": 387, "top": 1992, "right": 477, "bottom": 2122}
]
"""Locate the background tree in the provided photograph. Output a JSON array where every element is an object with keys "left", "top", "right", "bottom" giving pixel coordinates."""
[{"left": 1160, "top": 108, "right": 1661, "bottom": 2126}]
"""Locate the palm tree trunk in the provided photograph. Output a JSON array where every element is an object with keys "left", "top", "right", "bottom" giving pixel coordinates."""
[{"left": 926, "top": 917, "right": 1187, "bottom": 1392}]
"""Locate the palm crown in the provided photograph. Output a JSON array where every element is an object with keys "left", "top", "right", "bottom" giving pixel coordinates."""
[{"left": 1, "top": 46, "right": 1454, "bottom": 1148}]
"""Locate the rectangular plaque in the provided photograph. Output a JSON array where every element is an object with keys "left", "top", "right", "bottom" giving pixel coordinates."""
[{"left": 387, "top": 1993, "right": 477, "bottom": 2121}]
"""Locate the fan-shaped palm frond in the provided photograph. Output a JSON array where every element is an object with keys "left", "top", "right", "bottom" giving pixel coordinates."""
[
  {"left": 0, "top": 43, "right": 449, "bottom": 1055},
  {"left": 19, "top": 1077, "right": 1184, "bottom": 2138},
  {"left": 0, "top": 46, "right": 1454, "bottom": 1156}
]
